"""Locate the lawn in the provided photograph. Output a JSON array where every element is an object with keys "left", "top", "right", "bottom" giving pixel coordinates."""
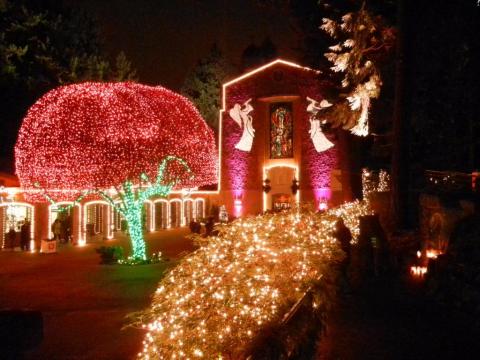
[{"left": 0, "top": 228, "right": 193, "bottom": 360}]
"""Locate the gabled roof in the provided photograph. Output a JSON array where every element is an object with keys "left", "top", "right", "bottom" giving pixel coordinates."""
[{"left": 223, "top": 59, "right": 321, "bottom": 89}]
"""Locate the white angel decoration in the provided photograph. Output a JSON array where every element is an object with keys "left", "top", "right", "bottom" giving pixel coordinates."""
[
  {"left": 306, "top": 96, "right": 334, "bottom": 153},
  {"left": 229, "top": 98, "right": 255, "bottom": 152}
]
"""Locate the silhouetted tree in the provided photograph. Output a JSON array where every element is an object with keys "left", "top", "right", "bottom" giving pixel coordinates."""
[
  {"left": 240, "top": 37, "right": 278, "bottom": 71},
  {"left": 181, "top": 43, "right": 233, "bottom": 131},
  {"left": 0, "top": 0, "right": 137, "bottom": 171}
]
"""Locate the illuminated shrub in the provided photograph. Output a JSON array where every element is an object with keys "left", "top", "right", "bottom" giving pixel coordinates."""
[{"left": 15, "top": 82, "right": 218, "bottom": 201}]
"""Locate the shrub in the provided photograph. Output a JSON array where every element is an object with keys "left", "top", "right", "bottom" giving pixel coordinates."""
[{"left": 96, "top": 246, "right": 124, "bottom": 264}]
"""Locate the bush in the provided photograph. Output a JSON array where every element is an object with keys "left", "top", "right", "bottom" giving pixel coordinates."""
[
  {"left": 96, "top": 246, "right": 124, "bottom": 264},
  {"left": 117, "top": 252, "right": 162, "bottom": 266}
]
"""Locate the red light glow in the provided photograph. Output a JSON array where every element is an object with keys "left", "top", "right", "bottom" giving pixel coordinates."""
[{"left": 15, "top": 82, "right": 218, "bottom": 201}]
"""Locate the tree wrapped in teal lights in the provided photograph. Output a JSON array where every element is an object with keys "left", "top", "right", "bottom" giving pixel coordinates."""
[
  {"left": 96, "top": 156, "right": 192, "bottom": 260},
  {"left": 15, "top": 82, "right": 218, "bottom": 259}
]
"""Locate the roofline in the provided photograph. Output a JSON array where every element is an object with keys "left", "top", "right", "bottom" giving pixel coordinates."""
[
  {"left": 223, "top": 59, "right": 321, "bottom": 88},
  {"left": 0, "top": 172, "right": 18, "bottom": 180}
]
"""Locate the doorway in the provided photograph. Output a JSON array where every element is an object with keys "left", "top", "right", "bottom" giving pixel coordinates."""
[{"left": 264, "top": 166, "right": 297, "bottom": 211}]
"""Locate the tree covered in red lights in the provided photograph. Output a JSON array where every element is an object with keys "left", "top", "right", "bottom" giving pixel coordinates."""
[{"left": 15, "top": 82, "right": 218, "bottom": 259}]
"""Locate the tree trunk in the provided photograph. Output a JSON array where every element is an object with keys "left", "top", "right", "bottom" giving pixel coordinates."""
[
  {"left": 390, "top": 0, "right": 407, "bottom": 230},
  {"left": 125, "top": 206, "right": 147, "bottom": 260}
]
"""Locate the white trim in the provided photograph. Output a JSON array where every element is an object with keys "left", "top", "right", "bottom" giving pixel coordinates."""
[
  {"left": 47, "top": 201, "right": 81, "bottom": 241},
  {"left": 183, "top": 198, "right": 194, "bottom": 225},
  {"left": 0, "top": 202, "right": 35, "bottom": 249},
  {"left": 153, "top": 199, "right": 169, "bottom": 230},
  {"left": 144, "top": 200, "right": 155, "bottom": 232},
  {"left": 169, "top": 198, "right": 183, "bottom": 228},
  {"left": 83, "top": 200, "right": 111, "bottom": 244},
  {"left": 194, "top": 198, "right": 206, "bottom": 220}
]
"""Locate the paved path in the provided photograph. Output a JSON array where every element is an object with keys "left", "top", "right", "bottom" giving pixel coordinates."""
[{"left": 0, "top": 228, "right": 193, "bottom": 359}]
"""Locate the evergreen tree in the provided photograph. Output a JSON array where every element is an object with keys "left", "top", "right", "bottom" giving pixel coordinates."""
[
  {"left": 112, "top": 51, "right": 137, "bottom": 82},
  {"left": 0, "top": 0, "right": 138, "bottom": 171},
  {"left": 240, "top": 37, "right": 278, "bottom": 71},
  {"left": 181, "top": 44, "right": 233, "bottom": 131},
  {"left": 320, "top": 4, "right": 395, "bottom": 136}
]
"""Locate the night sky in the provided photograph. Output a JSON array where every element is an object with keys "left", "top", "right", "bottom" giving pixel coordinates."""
[
  {"left": 65, "top": 0, "right": 299, "bottom": 90},
  {"left": 2, "top": 1, "right": 479, "bottom": 175}
]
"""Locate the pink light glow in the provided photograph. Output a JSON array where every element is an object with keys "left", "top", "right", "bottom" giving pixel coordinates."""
[
  {"left": 233, "top": 190, "right": 243, "bottom": 217},
  {"left": 318, "top": 201, "right": 328, "bottom": 211},
  {"left": 314, "top": 187, "right": 332, "bottom": 210},
  {"left": 233, "top": 199, "right": 243, "bottom": 218}
]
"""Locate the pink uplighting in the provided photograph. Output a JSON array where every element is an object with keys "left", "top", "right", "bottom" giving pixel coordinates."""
[
  {"left": 233, "top": 199, "right": 243, "bottom": 217},
  {"left": 314, "top": 187, "right": 331, "bottom": 210},
  {"left": 233, "top": 190, "right": 243, "bottom": 217},
  {"left": 318, "top": 201, "right": 328, "bottom": 211}
]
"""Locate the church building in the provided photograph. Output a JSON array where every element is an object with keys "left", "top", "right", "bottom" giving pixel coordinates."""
[{"left": 215, "top": 59, "right": 345, "bottom": 217}]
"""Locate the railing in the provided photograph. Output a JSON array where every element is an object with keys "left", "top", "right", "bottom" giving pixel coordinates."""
[{"left": 245, "top": 276, "right": 323, "bottom": 359}]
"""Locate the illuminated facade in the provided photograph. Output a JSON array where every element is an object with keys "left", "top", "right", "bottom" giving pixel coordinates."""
[
  {"left": 218, "top": 59, "right": 344, "bottom": 216},
  {"left": 1, "top": 59, "right": 350, "bottom": 249}
]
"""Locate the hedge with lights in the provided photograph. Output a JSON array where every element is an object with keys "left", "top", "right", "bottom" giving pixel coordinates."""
[{"left": 133, "top": 201, "right": 371, "bottom": 358}]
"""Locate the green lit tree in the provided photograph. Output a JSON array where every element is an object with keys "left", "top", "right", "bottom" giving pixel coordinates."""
[
  {"left": 38, "top": 156, "right": 192, "bottom": 261},
  {"left": 96, "top": 156, "right": 192, "bottom": 261}
]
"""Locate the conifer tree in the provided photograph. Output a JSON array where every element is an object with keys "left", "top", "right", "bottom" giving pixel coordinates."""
[
  {"left": 321, "top": 3, "right": 395, "bottom": 136},
  {"left": 181, "top": 44, "right": 233, "bottom": 131}
]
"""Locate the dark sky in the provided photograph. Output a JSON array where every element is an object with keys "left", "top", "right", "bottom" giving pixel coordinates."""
[{"left": 66, "top": 0, "right": 300, "bottom": 90}]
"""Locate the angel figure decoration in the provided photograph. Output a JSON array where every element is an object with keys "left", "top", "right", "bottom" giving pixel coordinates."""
[
  {"left": 229, "top": 98, "right": 255, "bottom": 152},
  {"left": 306, "top": 96, "right": 334, "bottom": 153}
]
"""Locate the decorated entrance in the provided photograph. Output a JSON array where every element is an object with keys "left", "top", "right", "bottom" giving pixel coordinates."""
[
  {"left": 84, "top": 201, "right": 112, "bottom": 242},
  {"left": 264, "top": 165, "right": 298, "bottom": 211},
  {"left": 154, "top": 200, "right": 169, "bottom": 230},
  {"left": 169, "top": 199, "right": 182, "bottom": 228}
]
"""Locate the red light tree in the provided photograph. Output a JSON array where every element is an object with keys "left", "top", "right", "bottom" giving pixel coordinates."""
[{"left": 15, "top": 82, "right": 218, "bottom": 259}]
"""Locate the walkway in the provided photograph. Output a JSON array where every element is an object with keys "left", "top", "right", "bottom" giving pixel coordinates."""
[{"left": 0, "top": 228, "right": 193, "bottom": 360}]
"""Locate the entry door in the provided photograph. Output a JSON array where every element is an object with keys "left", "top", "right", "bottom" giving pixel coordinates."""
[{"left": 266, "top": 166, "right": 296, "bottom": 211}]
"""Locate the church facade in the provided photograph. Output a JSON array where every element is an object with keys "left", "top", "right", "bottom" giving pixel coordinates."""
[{"left": 215, "top": 59, "right": 344, "bottom": 217}]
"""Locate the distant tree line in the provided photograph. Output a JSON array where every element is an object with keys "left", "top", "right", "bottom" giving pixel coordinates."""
[{"left": 0, "top": 0, "right": 137, "bottom": 171}]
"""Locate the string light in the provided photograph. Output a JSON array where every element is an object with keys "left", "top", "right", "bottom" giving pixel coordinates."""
[
  {"left": 362, "top": 168, "right": 391, "bottom": 200},
  {"left": 135, "top": 201, "right": 367, "bottom": 358},
  {"left": 326, "top": 200, "right": 373, "bottom": 242},
  {"left": 15, "top": 82, "right": 218, "bottom": 202},
  {"left": 15, "top": 82, "right": 218, "bottom": 259},
  {"left": 377, "top": 169, "right": 391, "bottom": 192}
]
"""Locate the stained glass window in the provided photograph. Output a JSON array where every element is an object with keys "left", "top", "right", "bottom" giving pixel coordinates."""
[{"left": 270, "top": 103, "right": 293, "bottom": 158}]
